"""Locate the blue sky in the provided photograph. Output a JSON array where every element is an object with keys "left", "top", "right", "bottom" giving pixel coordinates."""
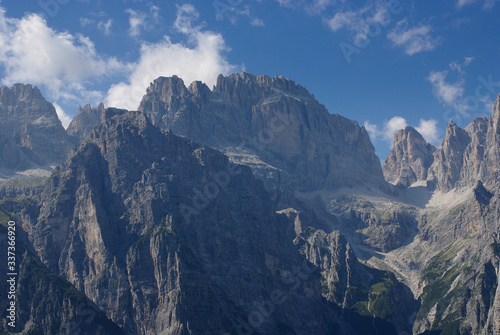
[{"left": 0, "top": 0, "right": 499, "bottom": 160}]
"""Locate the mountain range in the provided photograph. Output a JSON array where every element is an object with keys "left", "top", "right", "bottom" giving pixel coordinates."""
[{"left": 1, "top": 73, "right": 500, "bottom": 334}]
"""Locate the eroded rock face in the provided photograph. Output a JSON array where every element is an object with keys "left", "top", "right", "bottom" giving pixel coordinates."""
[
  {"left": 0, "top": 84, "right": 74, "bottom": 170},
  {"left": 383, "top": 126, "right": 436, "bottom": 187},
  {"left": 0, "top": 224, "right": 124, "bottom": 335},
  {"left": 138, "top": 73, "right": 386, "bottom": 196},
  {"left": 427, "top": 94, "right": 500, "bottom": 192},
  {"left": 66, "top": 103, "right": 128, "bottom": 140},
  {"left": 24, "top": 111, "right": 341, "bottom": 334},
  {"left": 280, "top": 209, "right": 417, "bottom": 335}
]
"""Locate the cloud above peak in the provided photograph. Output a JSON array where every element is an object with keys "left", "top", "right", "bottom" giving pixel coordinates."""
[
  {"left": 105, "top": 4, "right": 239, "bottom": 110},
  {"left": 364, "top": 116, "right": 439, "bottom": 147},
  {"left": 0, "top": 8, "right": 124, "bottom": 106}
]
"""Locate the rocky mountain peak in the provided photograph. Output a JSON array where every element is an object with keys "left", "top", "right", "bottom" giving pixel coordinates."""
[
  {"left": 137, "top": 73, "right": 387, "bottom": 197},
  {"left": 67, "top": 103, "right": 128, "bottom": 140},
  {"left": 0, "top": 84, "right": 74, "bottom": 171},
  {"left": 383, "top": 126, "right": 435, "bottom": 187},
  {"left": 146, "top": 75, "right": 190, "bottom": 99},
  {"left": 187, "top": 80, "right": 211, "bottom": 101},
  {"left": 214, "top": 72, "right": 312, "bottom": 99},
  {"left": 0, "top": 83, "right": 44, "bottom": 104},
  {"left": 426, "top": 96, "right": 500, "bottom": 192}
]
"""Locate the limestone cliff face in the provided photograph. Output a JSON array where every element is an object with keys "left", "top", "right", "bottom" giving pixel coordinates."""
[
  {"left": 383, "top": 126, "right": 436, "bottom": 187},
  {"left": 138, "top": 73, "right": 386, "bottom": 195},
  {"left": 0, "top": 84, "right": 74, "bottom": 170},
  {"left": 411, "top": 181, "right": 500, "bottom": 334},
  {"left": 66, "top": 103, "right": 128, "bottom": 140},
  {"left": 279, "top": 209, "right": 417, "bottom": 335},
  {"left": 427, "top": 94, "right": 500, "bottom": 192},
  {"left": 0, "top": 224, "right": 124, "bottom": 335},
  {"left": 23, "top": 111, "right": 340, "bottom": 334}
]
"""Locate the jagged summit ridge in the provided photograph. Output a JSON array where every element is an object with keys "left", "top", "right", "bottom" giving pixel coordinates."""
[
  {"left": 137, "top": 72, "right": 386, "bottom": 196},
  {"left": 66, "top": 102, "right": 128, "bottom": 140},
  {"left": 427, "top": 98, "right": 500, "bottom": 191}
]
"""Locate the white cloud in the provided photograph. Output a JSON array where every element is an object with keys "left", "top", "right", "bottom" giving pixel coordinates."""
[
  {"left": 126, "top": 9, "right": 146, "bottom": 37},
  {"left": 98, "top": 19, "right": 113, "bottom": 36},
  {"left": 80, "top": 17, "right": 94, "bottom": 27},
  {"left": 276, "top": 0, "right": 343, "bottom": 13},
  {"left": 388, "top": 20, "right": 439, "bottom": 55},
  {"left": 0, "top": 8, "right": 125, "bottom": 107},
  {"left": 427, "top": 57, "right": 475, "bottom": 111},
  {"left": 325, "top": 2, "right": 394, "bottom": 45},
  {"left": 53, "top": 102, "right": 72, "bottom": 129},
  {"left": 250, "top": 18, "right": 265, "bottom": 27},
  {"left": 364, "top": 117, "right": 439, "bottom": 146},
  {"left": 126, "top": 4, "right": 160, "bottom": 38},
  {"left": 415, "top": 119, "right": 439, "bottom": 144},
  {"left": 427, "top": 57, "right": 497, "bottom": 120},
  {"left": 364, "top": 116, "right": 407, "bottom": 144},
  {"left": 428, "top": 71, "right": 465, "bottom": 106},
  {"left": 105, "top": 4, "right": 239, "bottom": 110},
  {"left": 457, "top": 0, "right": 477, "bottom": 7}
]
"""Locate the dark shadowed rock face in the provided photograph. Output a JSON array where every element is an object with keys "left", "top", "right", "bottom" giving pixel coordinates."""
[
  {"left": 383, "top": 126, "right": 436, "bottom": 187},
  {"left": 138, "top": 73, "right": 386, "bottom": 195},
  {"left": 66, "top": 102, "right": 128, "bottom": 140},
  {"left": 0, "top": 84, "right": 74, "bottom": 170},
  {"left": 23, "top": 111, "right": 341, "bottom": 334},
  {"left": 0, "top": 224, "right": 124, "bottom": 335}
]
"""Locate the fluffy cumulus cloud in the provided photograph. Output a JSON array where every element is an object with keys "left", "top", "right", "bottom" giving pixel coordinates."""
[
  {"left": 0, "top": 8, "right": 124, "bottom": 108},
  {"left": 364, "top": 116, "right": 439, "bottom": 146},
  {"left": 105, "top": 4, "right": 239, "bottom": 110},
  {"left": 387, "top": 19, "right": 439, "bottom": 55},
  {"left": 0, "top": 4, "right": 239, "bottom": 124}
]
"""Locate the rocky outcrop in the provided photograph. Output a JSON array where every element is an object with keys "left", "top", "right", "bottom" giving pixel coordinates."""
[
  {"left": 383, "top": 126, "right": 436, "bottom": 187},
  {"left": 0, "top": 224, "right": 124, "bottom": 334},
  {"left": 66, "top": 103, "right": 128, "bottom": 140},
  {"left": 280, "top": 209, "right": 417, "bottom": 334},
  {"left": 427, "top": 94, "right": 500, "bottom": 192},
  {"left": 426, "top": 120, "right": 473, "bottom": 192},
  {"left": 21, "top": 111, "right": 343, "bottom": 334},
  {"left": 0, "top": 84, "right": 74, "bottom": 171},
  {"left": 138, "top": 73, "right": 387, "bottom": 198}
]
